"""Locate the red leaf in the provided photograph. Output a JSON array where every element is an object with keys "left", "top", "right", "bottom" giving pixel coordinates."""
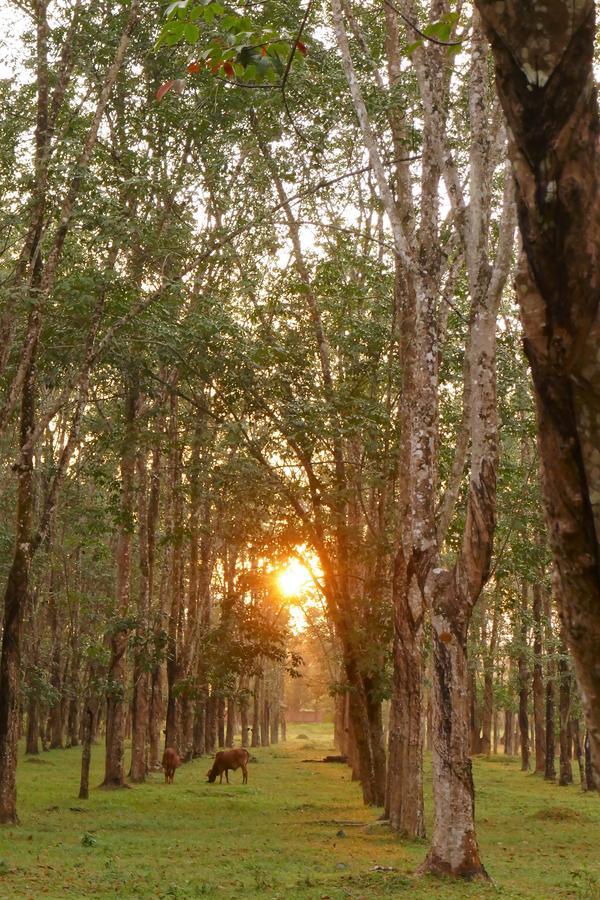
[
  {"left": 261, "top": 45, "right": 267, "bottom": 56},
  {"left": 187, "top": 61, "right": 201, "bottom": 74},
  {"left": 223, "top": 61, "right": 235, "bottom": 78},
  {"left": 210, "top": 62, "right": 221, "bottom": 74},
  {"left": 297, "top": 40, "right": 308, "bottom": 56},
  {"left": 156, "top": 80, "right": 174, "bottom": 103}
]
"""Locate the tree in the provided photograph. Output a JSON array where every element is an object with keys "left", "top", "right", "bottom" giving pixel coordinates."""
[{"left": 473, "top": 0, "right": 600, "bottom": 780}]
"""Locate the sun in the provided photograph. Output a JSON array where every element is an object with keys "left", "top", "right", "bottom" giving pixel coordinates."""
[{"left": 277, "top": 557, "right": 312, "bottom": 597}]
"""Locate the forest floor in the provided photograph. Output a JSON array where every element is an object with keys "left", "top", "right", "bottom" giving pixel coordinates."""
[{"left": 0, "top": 725, "right": 599, "bottom": 899}]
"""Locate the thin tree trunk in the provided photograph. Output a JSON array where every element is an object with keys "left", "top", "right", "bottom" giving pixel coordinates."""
[
  {"left": 26, "top": 696, "right": 40, "bottom": 756},
  {"left": 584, "top": 731, "right": 597, "bottom": 790},
  {"left": 518, "top": 583, "right": 530, "bottom": 772},
  {"left": 251, "top": 677, "right": 260, "bottom": 748},
  {"left": 558, "top": 632, "right": 573, "bottom": 786},
  {"left": 571, "top": 719, "right": 585, "bottom": 788},
  {"left": 240, "top": 680, "right": 250, "bottom": 747},
  {"left": 130, "top": 447, "right": 151, "bottom": 782},
  {"left": 101, "top": 378, "right": 136, "bottom": 788},
  {"left": 79, "top": 690, "right": 98, "bottom": 801},
  {"left": 532, "top": 584, "right": 546, "bottom": 773}
]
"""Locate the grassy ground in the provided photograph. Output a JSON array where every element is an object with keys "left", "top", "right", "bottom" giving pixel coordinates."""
[{"left": 0, "top": 724, "right": 599, "bottom": 899}]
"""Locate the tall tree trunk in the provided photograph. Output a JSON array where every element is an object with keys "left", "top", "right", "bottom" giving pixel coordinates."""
[
  {"left": 584, "top": 731, "right": 597, "bottom": 790},
  {"left": 571, "top": 719, "right": 585, "bottom": 788},
  {"left": 193, "top": 695, "right": 206, "bottom": 758},
  {"left": 217, "top": 696, "right": 226, "bottom": 748},
  {"left": 481, "top": 603, "right": 499, "bottom": 756},
  {"left": 251, "top": 677, "right": 260, "bottom": 748},
  {"left": 79, "top": 674, "right": 98, "bottom": 801},
  {"left": 225, "top": 696, "right": 235, "bottom": 747},
  {"left": 532, "top": 584, "right": 546, "bottom": 773},
  {"left": 558, "top": 631, "right": 573, "bottom": 786},
  {"left": 518, "top": 583, "right": 531, "bottom": 772},
  {"left": 205, "top": 691, "right": 217, "bottom": 754},
  {"left": 130, "top": 448, "right": 151, "bottom": 782},
  {"left": 504, "top": 708, "right": 513, "bottom": 755},
  {"left": 26, "top": 695, "right": 40, "bottom": 756},
  {"left": 165, "top": 397, "right": 183, "bottom": 753},
  {"left": 101, "top": 378, "right": 136, "bottom": 788},
  {"left": 0, "top": 318, "right": 37, "bottom": 823},
  {"left": 474, "top": 0, "right": 600, "bottom": 781},
  {"left": 240, "top": 679, "right": 250, "bottom": 747}
]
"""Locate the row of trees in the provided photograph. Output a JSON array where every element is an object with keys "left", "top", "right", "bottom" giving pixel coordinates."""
[{"left": 0, "top": 0, "right": 597, "bottom": 883}]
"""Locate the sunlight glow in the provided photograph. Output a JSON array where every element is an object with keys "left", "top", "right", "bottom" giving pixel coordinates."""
[{"left": 277, "top": 557, "right": 312, "bottom": 597}]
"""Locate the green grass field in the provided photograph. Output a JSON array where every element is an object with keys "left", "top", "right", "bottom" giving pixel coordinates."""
[{"left": 0, "top": 725, "right": 598, "bottom": 899}]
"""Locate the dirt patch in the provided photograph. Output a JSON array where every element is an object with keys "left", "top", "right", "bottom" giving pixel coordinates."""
[{"left": 532, "top": 806, "right": 583, "bottom": 822}]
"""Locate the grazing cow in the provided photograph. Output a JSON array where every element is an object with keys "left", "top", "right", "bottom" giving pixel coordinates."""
[
  {"left": 207, "top": 748, "right": 250, "bottom": 784},
  {"left": 162, "top": 747, "right": 182, "bottom": 784}
]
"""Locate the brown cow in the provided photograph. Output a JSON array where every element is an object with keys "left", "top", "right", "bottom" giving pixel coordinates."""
[
  {"left": 162, "top": 747, "right": 182, "bottom": 784},
  {"left": 207, "top": 748, "right": 249, "bottom": 784}
]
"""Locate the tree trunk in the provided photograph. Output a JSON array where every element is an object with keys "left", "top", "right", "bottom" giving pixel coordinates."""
[
  {"left": 571, "top": 719, "right": 585, "bottom": 788},
  {"left": 130, "top": 448, "right": 151, "bottom": 782},
  {"left": 148, "top": 665, "right": 163, "bottom": 769},
  {"left": 474, "top": 0, "right": 600, "bottom": 782},
  {"left": 481, "top": 604, "right": 499, "bottom": 757},
  {"left": 129, "top": 670, "right": 149, "bottom": 782},
  {"left": 225, "top": 695, "right": 235, "bottom": 747},
  {"left": 422, "top": 615, "right": 487, "bottom": 879},
  {"left": 79, "top": 694, "right": 97, "bottom": 800},
  {"left": 532, "top": 584, "right": 546, "bottom": 773},
  {"left": 101, "top": 378, "right": 136, "bottom": 789},
  {"left": 240, "top": 681, "right": 250, "bottom": 747},
  {"left": 217, "top": 696, "right": 226, "bottom": 748},
  {"left": 558, "top": 633, "right": 573, "bottom": 786},
  {"left": 386, "top": 572, "right": 425, "bottom": 836},
  {"left": 470, "top": 669, "right": 483, "bottom": 755},
  {"left": 193, "top": 695, "right": 206, "bottom": 758},
  {"left": 504, "top": 709, "right": 513, "bottom": 755},
  {"left": 584, "top": 731, "right": 597, "bottom": 790},
  {"left": 26, "top": 695, "right": 40, "bottom": 756},
  {"left": 205, "top": 691, "right": 217, "bottom": 754},
  {"left": 261, "top": 697, "right": 270, "bottom": 747},
  {"left": 0, "top": 324, "right": 36, "bottom": 823},
  {"left": 518, "top": 584, "right": 530, "bottom": 772},
  {"left": 251, "top": 677, "right": 260, "bottom": 748}
]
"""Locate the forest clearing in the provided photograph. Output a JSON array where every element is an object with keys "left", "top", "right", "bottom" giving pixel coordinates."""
[
  {"left": 2, "top": 726, "right": 599, "bottom": 899},
  {"left": 1, "top": 0, "right": 599, "bottom": 896}
]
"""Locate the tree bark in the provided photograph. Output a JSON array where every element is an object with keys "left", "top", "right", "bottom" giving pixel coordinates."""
[
  {"left": 385, "top": 554, "right": 425, "bottom": 836},
  {"left": 474, "top": 0, "right": 600, "bottom": 781},
  {"left": 558, "top": 631, "right": 573, "bottom": 785},
  {"left": 518, "top": 585, "right": 530, "bottom": 772},
  {"left": 129, "top": 447, "right": 151, "bottom": 782},
  {"left": 251, "top": 677, "right": 260, "bottom": 748},
  {"left": 532, "top": 584, "right": 546, "bottom": 772},
  {"left": 101, "top": 378, "right": 136, "bottom": 788}
]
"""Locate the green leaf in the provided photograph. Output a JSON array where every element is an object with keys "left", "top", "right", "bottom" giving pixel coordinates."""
[
  {"left": 403, "top": 39, "right": 423, "bottom": 56},
  {"left": 183, "top": 22, "right": 199, "bottom": 43}
]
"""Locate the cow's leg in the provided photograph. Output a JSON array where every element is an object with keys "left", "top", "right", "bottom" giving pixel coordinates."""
[
  {"left": 225, "top": 770, "right": 230, "bottom": 783},
  {"left": 242, "top": 765, "right": 247, "bottom": 784}
]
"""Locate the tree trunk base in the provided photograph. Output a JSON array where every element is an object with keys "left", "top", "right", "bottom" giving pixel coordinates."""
[
  {"left": 0, "top": 811, "right": 20, "bottom": 826},
  {"left": 418, "top": 849, "right": 490, "bottom": 881},
  {"left": 98, "top": 780, "right": 131, "bottom": 790}
]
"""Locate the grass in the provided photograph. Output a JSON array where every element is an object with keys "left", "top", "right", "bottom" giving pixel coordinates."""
[{"left": 0, "top": 725, "right": 599, "bottom": 899}]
